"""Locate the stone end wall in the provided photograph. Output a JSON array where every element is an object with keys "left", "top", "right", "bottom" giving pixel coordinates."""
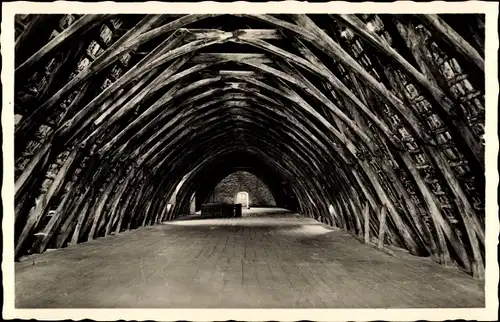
[{"left": 206, "top": 171, "right": 276, "bottom": 207}]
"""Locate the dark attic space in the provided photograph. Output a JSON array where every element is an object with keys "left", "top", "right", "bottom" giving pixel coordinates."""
[{"left": 12, "top": 13, "right": 488, "bottom": 309}]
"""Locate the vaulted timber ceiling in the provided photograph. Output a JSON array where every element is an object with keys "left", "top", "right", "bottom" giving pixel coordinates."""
[{"left": 14, "top": 14, "right": 486, "bottom": 278}]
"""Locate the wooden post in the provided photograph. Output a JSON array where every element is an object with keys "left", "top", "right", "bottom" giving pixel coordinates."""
[
  {"left": 377, "top": 205, "right": 387, "bottom": 249},
  {"left": 69, "top": 198, "right": 91, "bottom": 246},
  {"left": 15, "top": 149, "right": 79, "bottom": 258},
  {"left": 363, "top": 202, "right": 370, "bottom": 244},
  {"left": 354, "top": 211, "right": 362, "bottom": 236},
  {"left": 34, "top": 182, "right": 75, "bottom": 253},
  {"left": 55, "top": 187, "right": 90, "bottom": 248}
]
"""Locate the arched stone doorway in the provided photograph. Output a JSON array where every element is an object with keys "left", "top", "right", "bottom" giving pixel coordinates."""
[{"left": 235, "top": 191, "right": 249, "bottom": 209}]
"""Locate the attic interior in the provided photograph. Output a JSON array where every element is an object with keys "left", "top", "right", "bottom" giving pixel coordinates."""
[{"left": 13, "top": 13, "right": 488, "bottom": 308}]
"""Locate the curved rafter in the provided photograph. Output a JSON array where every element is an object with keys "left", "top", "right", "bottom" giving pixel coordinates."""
[{"left": 13, "top": 13, "right": 486, "bottom": 279}]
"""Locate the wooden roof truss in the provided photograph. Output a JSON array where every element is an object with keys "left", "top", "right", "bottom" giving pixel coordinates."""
[{"left": 13, "top": 13, "right": 486, "bottom": 278}]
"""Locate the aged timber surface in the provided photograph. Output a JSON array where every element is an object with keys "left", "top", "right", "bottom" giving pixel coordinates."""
[{"left": 15, "top": 208, "right": 484, "bottom": 308}]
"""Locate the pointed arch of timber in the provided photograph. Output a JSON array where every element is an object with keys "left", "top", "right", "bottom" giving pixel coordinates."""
[{"left": 14, "top": 13, "right": 486, "bottom": 278}]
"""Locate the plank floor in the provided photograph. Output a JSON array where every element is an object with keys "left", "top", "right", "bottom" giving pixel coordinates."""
[{"left": 15, "top": 208, "right": 484, "bottom": 308}]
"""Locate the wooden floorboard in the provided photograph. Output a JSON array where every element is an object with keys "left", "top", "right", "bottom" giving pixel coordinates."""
[{"left": 15, "top": 208, "right": 485, "bottom": 308}]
